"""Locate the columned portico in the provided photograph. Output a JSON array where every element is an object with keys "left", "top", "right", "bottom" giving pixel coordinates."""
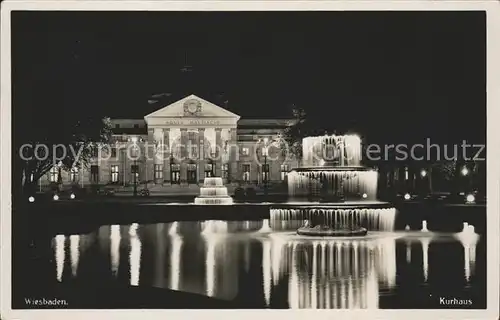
[{"left": 144, "top": 94, "right": 240, "bottom": 186}]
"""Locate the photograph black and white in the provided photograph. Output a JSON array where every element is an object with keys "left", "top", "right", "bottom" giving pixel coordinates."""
[{"left": 1, "top": 1, "right": 499, "bottom": 319}]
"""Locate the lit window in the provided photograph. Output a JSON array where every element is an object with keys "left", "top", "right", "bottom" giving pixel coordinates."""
[
  {"left": 222, "top": 163, "right": 229, "bottom": 179},
  {"left": 280, "top": 164, "right": 289, "bottom": 181},
  {"left": 70, "top": 167, "right": 79, "bottom": 182},
  {"left": 111, "top": 165, "right": 119, "bottom": 182},
  {"left": 262, "top": 164, "right": 270, "bottom": 181},
  {"left": 130, "top": 164, "right": 139, "bottom": 182},
  {"left": 170, "top": 164, "right": 180, "bottom": 184},
  {"left": 205, "top": 163, "right": 214, "bottom": 178},
  {"left": 49, "top": 166, "right": 59, "bottom": 182},
  {"left": 405, "top": 167, "right": 409, "bottom": 180},
  {"left": 242, "top": 147, "right": 249, "bottom": 156},
  {"left": 242, "top": 164, "right": 250, "bottom": 181},
  {"left": 154, "top": 164, "right": 163, "bottom": 180}
]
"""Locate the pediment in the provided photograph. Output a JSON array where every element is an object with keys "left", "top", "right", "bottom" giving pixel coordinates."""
[{"left": 144, "top": 94, "right": 240, "bottom": 120}]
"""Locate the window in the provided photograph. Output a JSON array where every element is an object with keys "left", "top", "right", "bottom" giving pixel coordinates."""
[
  {"left": 49, "top": 166, "right": 59, "bottom": 182},
  {"left": 187, "top": 131, "right": 199, "bottom": 160},
  {"left": 280, "top": 164, "right": 290, "bottom": 181},
  {"left": 241, "top": 147, "right": 249, "bottom": 156},
  {"left": 154, "top": 164, "right": 163, "bottom": 180},
  {"left": 187, "top": 164, "right": 197, "bottom": 184},
  {"left": 111, "top": 147, "right": 117, "bottom": 158},
  {"left": 131, "top": 165, "right": 139, "bottom": 182},
  {"left": 262, "top": 147, "right": 268, "bottom": 156},
  {"left": 222, "top": 163, "right": 229, "bottom": 180},
  {"left": 130, "top": 144, "right": 140, "bottom": 157},
  {"left": 115, "top": 124, "right": 120, "bottom": 129},
  {"left": 111, "top": 165, "right": 119, "bottom": 182},
  {"left": 70, "top": 167, "right": 79, "bottom": 182},
  {"left": 133, "top": 124, "right": 139, "bottom": 129},
  {"left": 205, "top": 163, "right": 214, "bottom": 178},
  {"left": 242, "top": 164, "right": 250, "bottom": 182},
  {"left": 91, "top": 146, "right": 99, "bottom": 158},
  {"left": 170, "top": 164, "right": 180, "bottom": 184},
  {"left": 90, "top": 165, "right": 99, "bottom": 183},
  {"left": 405, "top": 167, "right": 409, "bottom": 180},
  {"left": 262, "top": 164, "right": 270, "bottom": 182}
]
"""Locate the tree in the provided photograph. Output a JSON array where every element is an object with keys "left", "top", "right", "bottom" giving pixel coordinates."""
[
  {"left": 14, "top": 117, "right": 113, "bottom": 197},
  {"left": 278, "top": 105, "right": 308, "bottom": 163}
]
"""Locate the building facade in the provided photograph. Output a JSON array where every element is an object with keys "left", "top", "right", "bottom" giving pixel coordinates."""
[{"left": 39, "top": 94, "right": 299, "bottom": 192}]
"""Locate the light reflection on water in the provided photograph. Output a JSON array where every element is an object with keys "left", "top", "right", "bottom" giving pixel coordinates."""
[{"left": 51, "top": 220, "right": 484, "bottom": 309}]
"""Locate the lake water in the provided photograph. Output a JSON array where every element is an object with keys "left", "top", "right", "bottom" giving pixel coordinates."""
[{"left": 45, "top": 220, "right": 486, "bottom": 309}]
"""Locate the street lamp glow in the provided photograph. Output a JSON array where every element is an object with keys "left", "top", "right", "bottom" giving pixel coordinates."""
[
  {"left": 461, "top": 167, "right": 469, "bottom": 176},
  {"left": 53, "top": 194, "right": 59, "bottom": 201},
  {"left": 420, "top": 169, "right": 427, "bottom": 177},
  {"left": 466, "top": 194, "right": 475, "bottom": 204},
  {"left": 70, "top": 193, "right": 76, "bottom": 199},
  {"left": 362, "top": 193, "right": 368, "bottom": 199},
  {"left": 131, "top": 136, "right": 138, "bottom": 143},
  {"left": 404, "top": 193, "right": 411, "bottom": 200},
  {"left": 28, "top": 196, "right": 35, "bottom": 203}
]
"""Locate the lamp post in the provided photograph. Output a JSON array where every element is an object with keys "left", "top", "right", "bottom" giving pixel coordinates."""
[{"left": 461, "top": 165, "right": 470, "bottom": 194}]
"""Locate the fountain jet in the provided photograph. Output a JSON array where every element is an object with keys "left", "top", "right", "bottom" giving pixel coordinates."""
[{"left": 274, "top": 134, "right": 397, "bottom": 237}]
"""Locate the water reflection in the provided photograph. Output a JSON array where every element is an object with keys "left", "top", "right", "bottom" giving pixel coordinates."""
[
  {"left": 54, "top": 234, "right": 65, "bottom": 282},
  {"left": 129, "top": 223, "right": 141, "bottom": 286},
  {"left": 69, "top": 235, "right": 80, "bottom": 276},
  {"left": 110, "top": 225, "right": 121, "bottom": 277},
  {"left": 51, "top": 220, "right": 483, "bottom": 309}
]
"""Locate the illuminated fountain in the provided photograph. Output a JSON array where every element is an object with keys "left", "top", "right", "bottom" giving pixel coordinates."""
[
  {"left": 272, "top": 134, "right": 396, "bottom": 236},
  {"left": 454, "top": 222, "right": 480, "bottom": 282},
  {"left": 194, "top": 177, "right": 234, "bottom": 205}
]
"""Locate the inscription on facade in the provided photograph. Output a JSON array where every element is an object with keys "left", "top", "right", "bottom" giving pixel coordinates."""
[{"left": 165, "top": 119, "right": 221, "bottom": 126}]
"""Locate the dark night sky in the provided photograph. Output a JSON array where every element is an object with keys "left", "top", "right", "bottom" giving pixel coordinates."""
[{"left": 11, "top": 11, "right": 486, "bottom": 144}]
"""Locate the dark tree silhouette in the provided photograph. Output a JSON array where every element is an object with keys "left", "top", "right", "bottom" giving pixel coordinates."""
[{"left": 14, "top": 117, "right": 113, "bottom": 197}]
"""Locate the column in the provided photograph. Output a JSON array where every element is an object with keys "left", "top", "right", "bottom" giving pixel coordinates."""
[
  {"left": 164, "top": 128, "right": 170, "bottom": 183},
  {"left": 180, "top": 128, "right": 188, "bottom": 184},
  {"left": 229, "top": 128, "right": 238, "bottom": 182},
  {"left": 214, "top": 128, "right": 222, "bottom": 177},
  {"left": 198, "top": 128, "right": 205, "bottom": 183},
  {"left": 153, "top": 128, "right": 164, "bottom": 184},
  {"left": 121, "top": 147, "right": 128, "bottom": 186}
]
